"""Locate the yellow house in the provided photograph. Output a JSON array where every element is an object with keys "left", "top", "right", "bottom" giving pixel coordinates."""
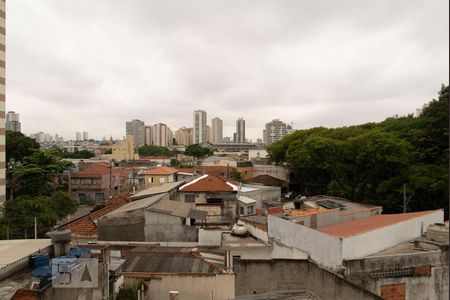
[
  {"left": 106, "top": 135, "right": 139, "bottom": 161},
  {"left": 143, "top": 166, "right": 178, "bottom": 188}
]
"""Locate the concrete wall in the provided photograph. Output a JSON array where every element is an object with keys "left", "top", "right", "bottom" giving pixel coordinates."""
[
  {"left": 234, "top": 259, "right": 381, "bottom": 299},
  {"left": 344, "top": 251, "right": 449, "bottom": 300},
  {"left": 144, "top": 211, "right": 198, "bottom": 242},
  {"left": 342, "top": 210, "right": 444, "bottom": 259},
  {"left": 98, "top": 209, "right": 146, "bottom": 241},
  {"left": 125, "top": 274, "right": 235, "bottom": 300},
  {"left": 198, "top": 229, "right": 222, "bottom": 246},
  {"left": 241, "top": 185, "right": 281, "bottom": 209},
  {"left": 268, "top": 215, "right": 343, "bottom": 269},
  {"left": 252, "top": 165, "right": 290, "bottom": 182}
]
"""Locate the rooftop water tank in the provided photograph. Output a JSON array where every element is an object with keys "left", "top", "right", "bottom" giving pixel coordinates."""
[{"left": 426, "top": 223, "right": 449, "bottom": 243}]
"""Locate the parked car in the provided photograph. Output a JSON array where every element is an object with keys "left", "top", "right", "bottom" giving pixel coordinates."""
[
  {"left": 231, "top": 223, "right": 248, "bottom": 236},
  {"left": 284, "top": 191, "right": 298, "bottom": 199}
]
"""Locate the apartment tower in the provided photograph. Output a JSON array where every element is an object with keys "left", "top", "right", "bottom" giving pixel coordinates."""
[
  {"left": 210, "top": 117, "right": 223, "bottom": 144},
  {"left": 193, "top": 110, "right": 207, "bottom": 145},
  {"left": 126, "top": 119, "right": 145, "bottom": 147},
  {"left": 6, "top": 111, "right": 20, "bottom": 132},
  {"left": 235, "top": 117, "right": 245, "bottom": 143}
]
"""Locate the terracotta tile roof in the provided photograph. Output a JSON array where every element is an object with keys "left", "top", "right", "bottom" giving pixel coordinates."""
[
  {"left": 246, "top": 174, "right": 288, "bottom": 186},
  {"left": 143, "top": 166, "right": 177, "bottom": 175},
  {"left": 60, "top": 193, "right": 131, "bottom": 237},
  {"left": 316, "top": 210, "right": 441, "bottom": 238},
  {"left": 179, "top": 175, "right": 240, "bottom": 193},
  {"left": 73, "top": 166, "right": 120, "bottom": 176}
]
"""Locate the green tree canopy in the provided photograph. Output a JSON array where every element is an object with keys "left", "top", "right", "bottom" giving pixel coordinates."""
[
  {"left": 184, "top": 144, "right": 212, "bottom": 158},
  {"left": 268, "top": 85, "right": 449, "bottom": 215},
  {"left": 138, "top": 145, "right": 171, "bottom": 156}
]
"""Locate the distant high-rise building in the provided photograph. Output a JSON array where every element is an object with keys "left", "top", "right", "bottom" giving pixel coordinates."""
[
  {"left": 76, "top": 132, "right": 81, "bottom": 141},
  {"left": 152, "top": 123, "right": 171, "bottom": 147},
  {"left": 0, "top": 1, "right": 5, "bottom": 205},
  {"left": 235, "top": 117, "right": 245, "bottom": 143},
  {"left": 145, "top": 125, "right": 153, "bottom": 145},
  {"left": 82, "top": 131, "right": 89, "bottom": 141},
  {"left": 6, "top": 111, "right": 21, "bottom": 132},
  {"left": 210, "top": 117, "right": 223, "bottom": 144},
  {"left": 193, "top": 110, "right": 207, "bottom": 145},
  {"left": 126, "top": 119, "right": 145, "bottom": 147},
  {"left": 264, "top": 119, "right": 289, "bottom": 146},
  {"left": 175, "top": 127, "right": 193, "bottom": 146}
]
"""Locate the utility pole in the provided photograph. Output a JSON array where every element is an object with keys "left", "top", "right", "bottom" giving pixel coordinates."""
[
  {"left": 34, "top": 217, "right": 37, "bottom": 239},
  {"left": 109, "top": 160, "right": 113, "bottom": 201}
]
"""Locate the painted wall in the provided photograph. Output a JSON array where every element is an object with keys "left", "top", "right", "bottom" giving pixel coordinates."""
[
  {"left": 268, "top": 215, "right": 343, "bottom": 269},
  {"left": 144, "top": 210, "right": 198, "bottom": 242},
  {"left": 252, "top": 165, "right": 290, "bottom": 182},
  {"left": 125, "top": 274, "right": 235, "bottom": 300},
  {"left": 342, "top": 210, "right": 444, "bottom": 259},
  {"left": 241, "top": 185, "right": 281, "bottom": 209}
]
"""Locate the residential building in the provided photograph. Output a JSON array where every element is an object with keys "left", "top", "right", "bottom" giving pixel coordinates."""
[
  {"left": 5, "top": 111, "right": 20, "bottom": 132},
  {"left": 144, "top": 125, "right": 153, "bottom": 145},
  {"left": 253, "top": 164, "right": 290, "bottom": 182},
  {"left": 82, "top": 131, "right": 88, "bottom": 140},
  {"left": 201, "top": 155, "right": 238, "bottom": 167},
  {"left": 174, "top": 127, "right": 193, "bottom": 146},
  {"left": 142, "top": 166, "right": 178, "bottom": 188},
  {"left": 98, "top": 193, "right": 207, "bottom": 242},
  {"left": 69, "top": 166, "right": 121, "bottom": 204},
  {"left": 112, "top": 245, "right": 233, "bottom": 300},
  {"left": 0, "top": 0, "right": 5, "bottom": 206},
  {"left": 264, "top": 119, "right": 288, "bottom": 145},
  {"left": 106, "top": 135, "right": 139, "bottom": 161},
  {"left": 235, "top": 117, "right": 245, "bottom": 143},
  {"left": 126, "top": 119, "right": 145, "bottom": 147},
  {"left": 76, "top": 131, "right": 81, "bottom": 141},
  {"left": 212, "top": 142, "right": 261, "bottom": 152},
  {"left": 152, "top": 123, "right": 170, "bottom": 147},
  {"left": 193, "top": 110, "right": 207, "bottom": 145},
  {"left": 248, "top": 149, "right": 268, "bottom": 161},
  {"left": 210, "top": 117, "right": 223, "bottom": 143}
]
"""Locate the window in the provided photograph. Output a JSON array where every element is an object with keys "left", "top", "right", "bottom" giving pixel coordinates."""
[
  {"left": 240, "top": 207, "right": 245, "bottom": 215},
  {"left": 78, "top": 193, "right": 86, "bottom": 204},
  {"left": 95, "top": 193, "right": 104, "bottom": 201},
  {"left": 159, "top": 177, "right": 165, "bottom": 183},
  {"left": 185, "top": 194, "right": 195, "bottom": 203},
  {"left": 148, "top": 177, "right": 153, "bottom": 183},
  {"left": 247, "top": 205, "right": 254, "bottom": 215}
]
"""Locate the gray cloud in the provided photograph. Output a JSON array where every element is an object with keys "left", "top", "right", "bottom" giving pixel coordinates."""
[{"left": 6, "top": 0, "right": 449, "bottom": 141}]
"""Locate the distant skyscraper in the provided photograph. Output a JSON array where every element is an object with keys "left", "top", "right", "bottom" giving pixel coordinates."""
[
  {"left": 144, "top": 125, "right": 153, "bottom": 145},
  {"left": 264, "top": 119, "right": 288, "bottom": 145},
  {"left": 82, "top": 131, "right": 89, "bottom": 141},
  {"left": 193, "top": 110, "right": 207, "bottom": 145},
  {"left": 210, "top": 117, "right": 223, "bottom": 144},
  {"left": 235, "top": 117, "right": 245, "bottom": 143},
  {"left": 152, "top": 123, "right": 171, "bottom": 147},
  {"left": 76, "top": 132, "right": 81, "bottom": 141},
  {"left": 175, "top": 127, "right": 193, "bottom": 146},
  {"left": 126, "top": 119, "right": 145, "bottom": 147},
  {"left": 0, "top": 1, "right": 5, "bottom": 205},
  {"left": 6, "top": 111, "right": 21, "bottom": 132}
]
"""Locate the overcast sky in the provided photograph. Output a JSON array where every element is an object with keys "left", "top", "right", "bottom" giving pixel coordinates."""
[{"left": 6, "top": 0, "right": 449, "bottom": 141}]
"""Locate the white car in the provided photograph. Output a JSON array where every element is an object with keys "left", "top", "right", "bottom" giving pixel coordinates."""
[{"left": 231, "top": 223, "right": 248, "bottom": 236}]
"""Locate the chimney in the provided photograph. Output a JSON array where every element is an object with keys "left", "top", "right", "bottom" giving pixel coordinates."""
[{"left": 48, "top": 229, "right": 72, "bottom": 257}]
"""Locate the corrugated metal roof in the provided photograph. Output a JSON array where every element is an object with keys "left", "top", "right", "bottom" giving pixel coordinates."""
[
  {"left": 130, "top": 181, "right": 185, "bottom": 200},
  {"left": 103, "top": 193, "right": 167, "bottom": 217},
  {"left": 148, "top": 199, "right": 206, "bottom": 219}
]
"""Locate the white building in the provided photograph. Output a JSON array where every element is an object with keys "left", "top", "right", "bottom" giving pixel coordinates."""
[
  {"left": 193, "top": 110, "right": 207, "bottom": 145},
  {"left": 6, "top": 111, "right": 21, "bottom": 132}
]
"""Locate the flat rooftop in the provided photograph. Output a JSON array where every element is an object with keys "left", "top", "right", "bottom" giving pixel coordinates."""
[
  {"left": 0, "top": 239, "right": 52, "bottom": 270},
  {"left": 368, "top": 236, "right": 448, "bottom": 257},
  {"left": 221, "top": 233, "right": 269, "bottom": 248}
]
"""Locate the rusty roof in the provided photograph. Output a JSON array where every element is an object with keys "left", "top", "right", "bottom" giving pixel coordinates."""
[{"left": 316, "top": 210, "right": 441, "bottom": 238}]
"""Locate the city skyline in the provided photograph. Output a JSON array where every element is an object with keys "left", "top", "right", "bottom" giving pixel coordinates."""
[{"left": 6, "top": 1, "right": 449, "bottom": 141}]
